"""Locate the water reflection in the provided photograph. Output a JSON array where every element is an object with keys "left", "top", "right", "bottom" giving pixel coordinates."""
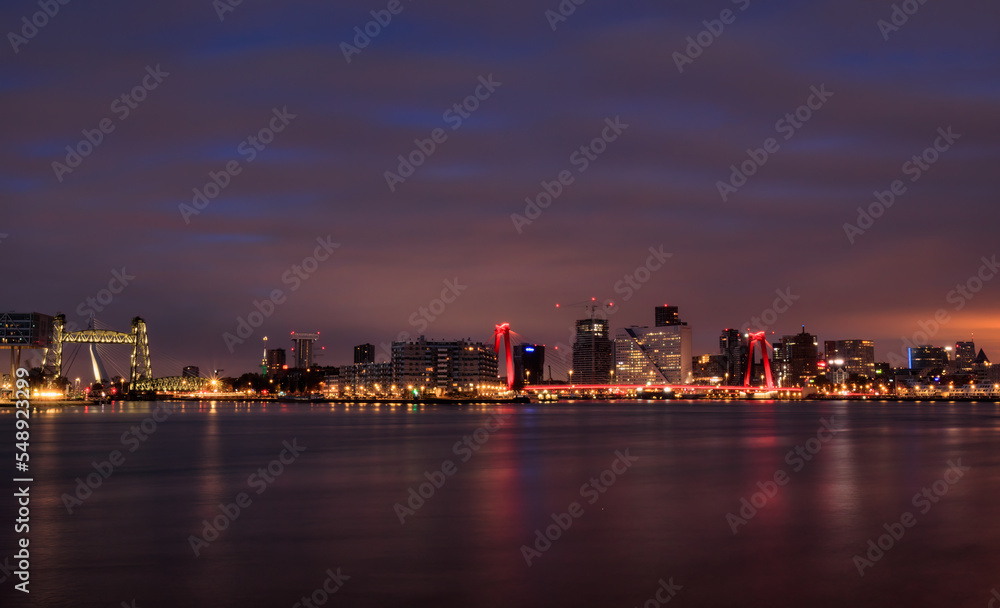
[{"left": 1, "top": 400, "right": 998, "bottom": 607}]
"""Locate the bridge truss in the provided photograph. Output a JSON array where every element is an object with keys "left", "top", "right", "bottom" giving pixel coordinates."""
[{"left": 42, "top": 314, "right": 152, "bottom": 383}]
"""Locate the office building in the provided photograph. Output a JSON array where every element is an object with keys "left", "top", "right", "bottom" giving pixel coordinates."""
[
  {"left": 719, "top": 328, "right": 746, "bottom": 385},
  {"left": 354, "top": 343, "right": 375, "bottom": 365},
  {"left": 779, "top": 328, "right": 819, "bottom": 387},
  {"left": 954, "top": 341, "right": 976, "bottom": 371},
  {"left": 615, "top": 325, "right": 692, "bottom": 384},
  {"left": 615, "top": 328, "right": 667, "bottom": 385},
  {"left": 573, "top": 318, "right": 613, "bottom": 384},
  {"left": 392, "top": 337, "right": 500, "bottom": 395},
  {"left": 340, "top": 362, "right": 393, "bottom": 395},
  {"left": 824, "top": 340, "right": 876, "bottom": 377},
  {"left": 908, "top": 345, "right": 948, "bottom": 371},
  {"left": 512, "top": 344, "right": 545, "bottom": 388},
  {"left": 266, "top": 348, "right": 286, "bottom": 376},
  {"left": 290, "top": 332, "right": 319, "bottom": 369}
]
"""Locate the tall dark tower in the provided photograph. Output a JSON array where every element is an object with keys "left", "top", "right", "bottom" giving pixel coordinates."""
[
  {"left": 512, "top": 344, "right": 545, "bottom": 389},
  {"left": 354, "top": 343, "right": 375, "bottom": 364},
  {"left": 719, "top": 328, "right": 746, "bottom": 385},
  {"left": 573, "top": 318, "right": 612, "bottom": 384},
  {"left": 655, "top": 305, "right": 680, "bottom": 327}
]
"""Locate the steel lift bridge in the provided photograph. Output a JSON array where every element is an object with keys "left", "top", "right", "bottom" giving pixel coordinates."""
[{"left": 42, "top": 314, "right": 209, "bottom": 392}]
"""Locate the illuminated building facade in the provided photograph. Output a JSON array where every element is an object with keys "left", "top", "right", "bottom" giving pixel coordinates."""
[
  {"left": 339, "top": 361, "right": 393, "bottom": 395},
  {"left": 614, "top": 325, "right": 692, "bottom": 384},
  {"left": 824, "top": 339, "right": 875, "bottom": 377},
  {"left": 954, "top": 341, "right": 976, "bottom": 371},
  {"left": 291, "top": 332, "right": 319, "bottom": 369},
  {"left": 573, "top": 318, "right": 613, "bottom": 384},
  {"left": 719, "top": 328, "right": 746, "bottom": 384},
  {"left": 266, "top": 348, "right": 286, "bottom": 376},
  {"left": 909, "top": 345, "right": 948, "bottom": 371},
  {"left": 392, "top": 337, "right": 500, "bottom": 395},
  {"left": 778, "top": 328, "right": 819, "bottom": 387}
]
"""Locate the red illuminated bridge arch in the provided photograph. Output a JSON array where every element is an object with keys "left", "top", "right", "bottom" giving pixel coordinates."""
[
  {"left": 744, "top": 331, "right": 775, "bottom": 389},
  {"left": 494, "top": 323, "right": 514, "bottom": 390}
]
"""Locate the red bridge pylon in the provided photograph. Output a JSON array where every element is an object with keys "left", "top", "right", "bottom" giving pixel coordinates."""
[{"left": 744, "top": 331, "right": 775, "bottom": 389}]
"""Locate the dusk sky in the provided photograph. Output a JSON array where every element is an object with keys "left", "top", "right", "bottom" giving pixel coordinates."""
[{"left": 3, "top": 0, "right": 998, "bottom": 378}]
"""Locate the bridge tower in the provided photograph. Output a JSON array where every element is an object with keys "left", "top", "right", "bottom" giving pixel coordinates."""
[
  {"left": 44, "top": 314, "right": 152, "bottom": 383},
  {"left": 743, "top": 331, "right": 775, "bottom": 389},
  {"left": 494, "top": 323, "right": 514, "bottom": 390}
]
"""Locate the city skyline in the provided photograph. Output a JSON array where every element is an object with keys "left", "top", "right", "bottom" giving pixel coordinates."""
[{"left": 11, "top": 302, "right": 991, "bottom": 382}]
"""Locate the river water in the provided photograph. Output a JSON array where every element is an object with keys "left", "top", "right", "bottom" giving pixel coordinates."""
[{"left": 1, "top": 400, "right": 999, "bottom": 607}]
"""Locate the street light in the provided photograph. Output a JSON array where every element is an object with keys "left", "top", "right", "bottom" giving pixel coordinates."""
[{"left": 568, "top": 370, "right": 573, "bottom": 385}]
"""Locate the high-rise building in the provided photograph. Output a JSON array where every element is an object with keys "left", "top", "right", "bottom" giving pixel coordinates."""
[
  {"left": 615, "top": 328, "right": 666, "bottom": 385},
  {"left": 780, "top": 328, "right": 819, "bottom": 387},
  {"left": 615, "top": 325, "right": 692, "bottom": 384},
  {"left": 339, "top": 361, "right": 393, "bottom": 395},
  {"left": 573, "top": 318, "right": 613, "bottom": 384},
  {"left": 290, "top": 332, "right": 319, "bottom": 369},
  {"left": 719, "top": 328, "right": 746, "bottom": 385},
  {"left": 266, "top": 348, "right": 286, "bottom": 376},
  {"left": 354, "top": 343, "right": 375, "bottom": 364},
  {"left": 512, "top": 344, "right": 545, "bottom": 388},
  {"left": 182, "top": 366, "right": 200, "bottom": 378},
  {"left": 392, "top": 337, "right": 500, "bottom": 395},
  {"left": 908, "top": 345, "right": 948, "bottom": 371},
  {"left": 654, "top": 305, "right": 680, "bottom": 327},
  {"left": 954, "top": 341, "right": 976, "bottom": 371},
  {"left": 824, "top": 340, "right": 876, "bottom": 377}
]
